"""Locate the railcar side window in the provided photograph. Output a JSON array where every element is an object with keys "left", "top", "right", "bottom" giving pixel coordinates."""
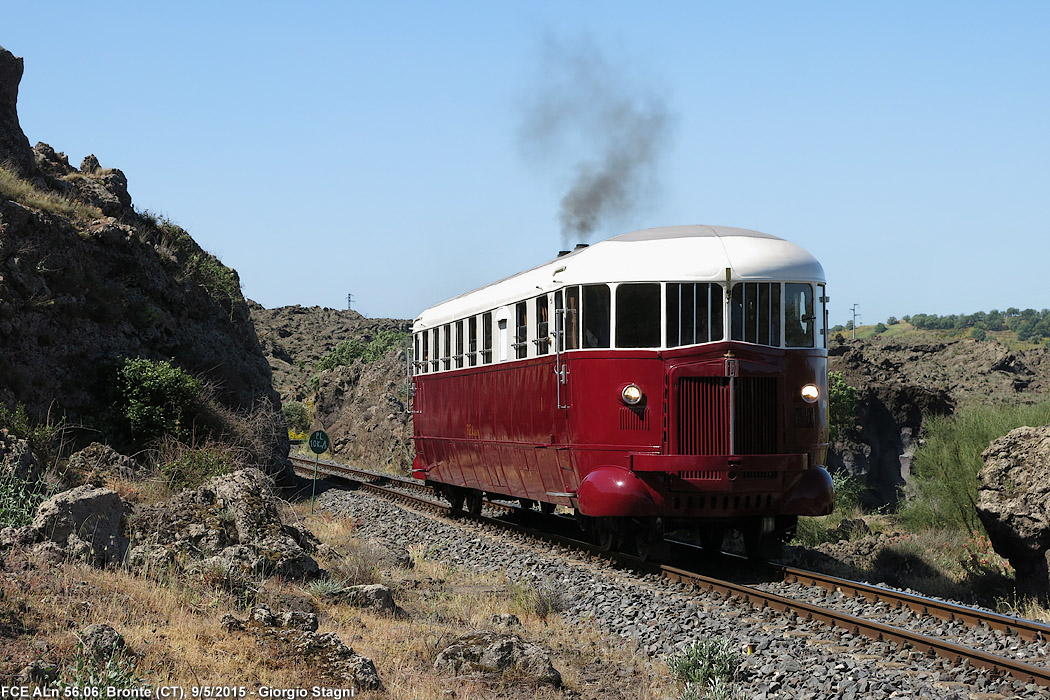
[
  {"left": 430, "top": 328, "right": 439, "bottom": 372},
  {"left": 440, "top": 324, "right": 450, "bottom": 369},
  {"left": 785, "top": 283, "right": 815, "bottom": 347},
  {"left": 731, "top": 283, "right": 780, "bottom": 346},
  {"left": 454, "top": 320, "right": 464, "bottom": 368},
  {"left": 416, "top": 333, "right": 425, "bottom": 374},
  {"left": 514, "top": 301, "right": 528, "bottom": 359},
  {"left": 482, "top": 312, "right": 493, "bottom": 363},
  {"left": 535, "top": 295, "right": 550, "bottom": 355},
  {"left": 582, "top": 284, "right": 611, "bottom": 349},
  {"left": 666, "top": 283, "right": 724, "bottom": 347},
  {"left": 565, "top": 286, "right": 580, "bottom": 350},
  {"left": 468, "top": 316, "right": 478, "bottom": 366},
  {"left": 615, "top": 283, "right": 661, "bottom": 348}
]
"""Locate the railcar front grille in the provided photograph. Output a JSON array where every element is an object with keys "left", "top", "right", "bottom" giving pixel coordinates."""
[
  {"left": 734, "top": 376, "right": 778, "bottom": 454},
  {"left": 677, "top": 376, "right": 778, "bottom": 455},
  {"left": 677, "top": 377, "right": 730, "bottom": 455}
]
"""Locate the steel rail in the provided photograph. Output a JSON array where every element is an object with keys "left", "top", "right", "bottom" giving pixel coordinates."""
[
  {"left": 659, "top": 563, "right": 1050, "bottom": 687},
  {"left": 290, "top": 456, "right": 1050, "bottom": 687},
  {"left": 776, "top": 565, "right": 1050, "bottom": 644}
]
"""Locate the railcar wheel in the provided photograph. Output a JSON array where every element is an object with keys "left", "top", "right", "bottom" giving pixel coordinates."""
[
  {"left": 742, "top": 521, "right": 782, "bottom": 563},
  {"left": 465, "top": 489, "right": 484, "bottom": 516},
  {"left": 519, "top": 499, "right": 536, "bottom": 510},
  {"left": 633, "top": 517, "right": 667, "bottom": 561},
  {"left": 772, "top": 515, "right": 798, "bottom": 544},
  {"left": 445, "top": 486, "right": 465, "bottom": 513},
  {"left": 700, "top": 526, "right": 726, "bottom": 554},
  {"left": 540, "top": 502, "right": 556, "bottom": 515},
  {"left": 595, "top": 518, "right": 622, "bottom": 552}
]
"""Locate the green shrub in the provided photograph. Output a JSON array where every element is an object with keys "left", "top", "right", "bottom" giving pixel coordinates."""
[
  {"left": 667, "top": 637, "right": 742, "bottom": 699},
  {"left": 52, "top": 643, "right": 147, "bottom": 691},
  {"left": 827, "top": 371, "right": 857, "bottom": 442},
  {"left": 899, "top": 398, "right": 1050, "bottom": 533},
  {"left": 186, "top": 252, "right": 241, "bottom": 309},
  {"left": 282, "top": 400, "right": 311, "bottom": 434},
  {"left": 0, "top": 469, "right": 49, "bottom": 528},
  {"left": 0, "top": 402, "right": 61, "bottom": 468},
  {"left": 118, "top": 358, "right": 203, "bottom": 442}
]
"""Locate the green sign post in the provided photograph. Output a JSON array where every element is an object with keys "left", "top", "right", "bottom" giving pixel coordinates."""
[{"left": 308, "top": 430, "right": 329, "bottom": 513}]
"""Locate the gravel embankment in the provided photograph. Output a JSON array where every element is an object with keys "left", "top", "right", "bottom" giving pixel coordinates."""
[{"left": 318, "top": 487, "right": 1050, "bottom": 699}]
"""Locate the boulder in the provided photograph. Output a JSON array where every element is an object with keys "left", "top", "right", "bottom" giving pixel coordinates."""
[
  {"left": 0, "top": 46, "right": 34, "bottom": 176},
  {"left": 80, "top": 623, "right": 127, "bottom": 660},
  {"left": 221, "top": 605, "right": 380, "bottom": 690},
  {"left": 128, "top": 468, "right": 319, "bottom": 580},
  {"left": 433, "top": 631, "right": 562, "bottom": 687},
  {"left": 336, "top": 583, "right": 402, "bottom": 615},
  {"left": 976, "top": 425, "right": 1050, "bottom": 597},
  {"left": 68, "top": 163, "right": 132, "bottom": 216},
  {"left": 66, "top": 442, "right": 143, "bottom": 483},
  {"left": 4, "top": 485, "right": 129, "bottom": 566}
]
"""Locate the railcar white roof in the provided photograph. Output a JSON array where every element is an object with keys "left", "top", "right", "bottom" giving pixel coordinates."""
[{"left": 414, "top": 225, "right": 824, "bottom": 329}]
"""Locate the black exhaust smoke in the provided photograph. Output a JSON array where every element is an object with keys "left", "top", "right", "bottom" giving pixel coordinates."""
[{"left": 518, "top": 36, "right": 673, "bottom": 248}]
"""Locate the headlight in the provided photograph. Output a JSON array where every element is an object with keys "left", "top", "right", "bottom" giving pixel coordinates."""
[
  {"left": 801, "top": 384, "right": 820, "bottom": 403},
  {"left": 621, "top": 384, "right": 643, "bottom": 405}
]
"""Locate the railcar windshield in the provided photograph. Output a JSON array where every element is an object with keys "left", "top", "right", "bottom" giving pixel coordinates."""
[
  {"left": 731, "top": 283, "right": 781, "bottom": 346},
  {"left": 667, "top": 282, "right": 723, "bottom": 347}
]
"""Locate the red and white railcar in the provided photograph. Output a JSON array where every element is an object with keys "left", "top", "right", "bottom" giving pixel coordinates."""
[{"left": 410, "top": 225, "right": 834, "bottom": 557}]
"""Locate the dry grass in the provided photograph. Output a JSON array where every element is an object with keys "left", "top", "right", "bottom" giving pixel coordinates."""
[
  {"left": 289, "top": 503, "right": 677, "bottom": 699},
  {"left": 0, "top": 164, "right": 102, "bottom": 220},
  {"left": 1, "top": 493, "right": 675, "bottom": 697}
]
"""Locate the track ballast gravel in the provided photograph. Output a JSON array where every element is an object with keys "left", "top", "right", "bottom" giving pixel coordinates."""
[{"left": 317, "top": 487, "right": 1050, "bottom": 700}]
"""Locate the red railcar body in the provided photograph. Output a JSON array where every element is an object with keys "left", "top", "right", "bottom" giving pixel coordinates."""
[{"left": 410, "top": 225, "right": 834, "bottom": 554}]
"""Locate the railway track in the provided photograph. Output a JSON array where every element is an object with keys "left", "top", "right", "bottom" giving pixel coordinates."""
[{"left": 290, "top": 455, "right": 1050, "bottom": 688}]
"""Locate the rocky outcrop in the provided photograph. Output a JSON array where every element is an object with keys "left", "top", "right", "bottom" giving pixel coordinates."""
[
  {"left": 829, "top": 383, "right": 953, "bottom": 508},
  {"left": 976, "top": 425, "right": 1050, "bottom": 598},
  {"left": 829, "top": 337, "right": 1050, "bottom": 402},
  {"left": 434, "top": 630, "right": 562, "bottom": 687},
  {"left": 825, "top": 334, "right": 1050, "bottom": 509},
  {"left": 222, "top": 604, "right": 382, "bottom": 691},
  {"left": 1, "top": 485, "right": 129, "bottom": 566},
  {"left": 66, "top": 442, "right": 144, "bottom": 484},
  {"left": 0, "top": 46, "right": 34, "bottom": 176},
  {"left": 0, "top": 49, "right": 289, "bottom": 479},
  {"left": 313, "top": 358, "right": 412, "bottom": 473},
  {"left": 249, "top": 304, "right": 411, "bottom": 473},
  {"left": 127, "top": 468, "right": 319, "bottom": 580}
]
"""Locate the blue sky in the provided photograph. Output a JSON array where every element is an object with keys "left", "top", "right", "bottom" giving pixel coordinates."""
[{"left": 5, "top": 1, "right": 1048, "bottom": 326}]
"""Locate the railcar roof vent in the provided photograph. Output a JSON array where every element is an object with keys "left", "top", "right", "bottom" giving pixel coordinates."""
[
  {"left": 557, "top": 249, "right": 571, "bottom": 257},
  {"left": 573, "top": 243, "right": 589, "bottom": 250}
]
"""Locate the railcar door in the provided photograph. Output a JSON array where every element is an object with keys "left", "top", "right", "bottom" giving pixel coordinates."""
[{"left": 554, "top": 289, "right": 575, "bottom": 410}]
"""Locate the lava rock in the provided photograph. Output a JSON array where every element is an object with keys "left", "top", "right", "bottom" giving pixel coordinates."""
[
  {"left": 434, "top": 630, "right": 562, "bottom": 687},
  {"left": 977, "top": 424, "right": 1050, "bottom": 597}
]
